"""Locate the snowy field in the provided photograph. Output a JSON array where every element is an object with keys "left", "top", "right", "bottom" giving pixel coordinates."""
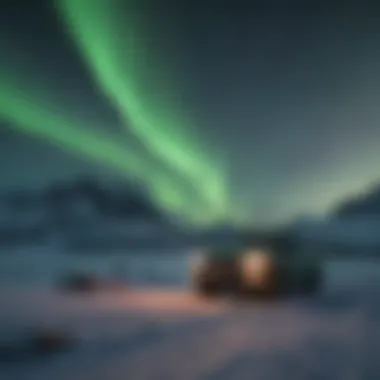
[{"left": 0, "top": 249, "right": 380, "bottom": 380}]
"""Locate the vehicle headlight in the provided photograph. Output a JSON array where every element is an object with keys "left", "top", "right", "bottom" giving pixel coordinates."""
[{"left": 240, "top": 249, "right": 272, "bottom": 285}]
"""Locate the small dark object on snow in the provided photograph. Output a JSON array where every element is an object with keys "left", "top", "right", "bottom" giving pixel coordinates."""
[
  {"left": 60, "top": 273, "right": 129, "bottom": 293},
  {"left": 28, "top": 328, "right": 75, "bottom": 354},
  {"left": 0, "top": 327, "right": 75, "bottom": 364},
  {"left": 60, "top": 273, "right": 101, "bottom": 292}
]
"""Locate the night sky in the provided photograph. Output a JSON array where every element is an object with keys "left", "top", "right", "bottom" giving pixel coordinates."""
[{"left": 1, "top": 0, "right": 380, "bottom": 226}]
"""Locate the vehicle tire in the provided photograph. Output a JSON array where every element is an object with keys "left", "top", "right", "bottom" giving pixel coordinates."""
[
  {"left": 194, "top": 280, "right": 221, "bottom": 298},
  {"left": 191, "top": 262, "right": 223, "bottom": 298}
]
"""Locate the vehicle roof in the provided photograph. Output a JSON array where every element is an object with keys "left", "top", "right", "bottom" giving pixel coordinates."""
[
  {"left": 207, "top": 249, "right": 239, "bottom": 259},
  {"left": 205, "top": 231, "right": 298, "bottom": 258}
]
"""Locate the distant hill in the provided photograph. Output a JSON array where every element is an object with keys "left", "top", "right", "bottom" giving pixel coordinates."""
[
  {"left": 42, "top": 176, "right": 166, "bottom": 223},
  {"left": 333, "top": 184, "right": 380, "bottom": 219},
  {"left": 0, "top": 176, "right": 171, "bottom": 247}
]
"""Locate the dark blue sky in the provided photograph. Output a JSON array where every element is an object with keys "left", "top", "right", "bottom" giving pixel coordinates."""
[{"left": 1, "top": 0, "right": 380, "bottom": 225}]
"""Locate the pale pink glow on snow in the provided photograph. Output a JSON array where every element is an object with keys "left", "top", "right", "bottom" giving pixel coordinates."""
[{"left": 0, "top": 260, "right": 379, "bottom": 380}]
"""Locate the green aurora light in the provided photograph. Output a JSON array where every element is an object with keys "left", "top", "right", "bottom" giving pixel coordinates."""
[
  {"left": 56, "top": 0, "right": 229, "bottom": 218},
  {"left": 0, "top": 75, "right": 222, "bottom": 226}
]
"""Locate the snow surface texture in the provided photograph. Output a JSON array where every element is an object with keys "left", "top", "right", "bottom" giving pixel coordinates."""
[{"left": 0, "top": 252, "right": 379, "bottom": 380}]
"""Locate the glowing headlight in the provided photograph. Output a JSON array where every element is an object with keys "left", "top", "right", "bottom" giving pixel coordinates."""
[{"left": 240, "top": 249, "right": 272, "bottom": 285}]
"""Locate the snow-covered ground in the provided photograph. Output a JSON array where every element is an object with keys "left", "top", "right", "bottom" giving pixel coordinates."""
[
  {"left": 0, "top": 247, "right": 193, "bottom": 287},
  {"left": 0, "top": 249, "right": 380, "bottom": 380}
]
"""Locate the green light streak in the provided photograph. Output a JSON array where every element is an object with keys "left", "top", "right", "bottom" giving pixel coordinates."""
[
  {"left": 0, "top": 76, "right": 220, "bottom": 226},
  {"left": 56, "top": 0, "right": 229, "bottom": 218}
]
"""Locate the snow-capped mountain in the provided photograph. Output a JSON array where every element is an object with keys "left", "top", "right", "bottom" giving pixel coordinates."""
[{"left": 0, "top": 177, "right": 180, "bottom": 249}]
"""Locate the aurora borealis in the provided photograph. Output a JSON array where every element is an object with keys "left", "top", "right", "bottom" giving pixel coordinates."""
[
  {"left": 2, "top": 1, "right": 380, "bottom": 227},
  {"left": 56, "top": 0, "right": 228, "bottom": 215},
  {"left": 0, "top": 74, "right": 215, "bottom": 224},
  {"left": 0, "top": 0, "right": 230, "bottom": 226}
]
